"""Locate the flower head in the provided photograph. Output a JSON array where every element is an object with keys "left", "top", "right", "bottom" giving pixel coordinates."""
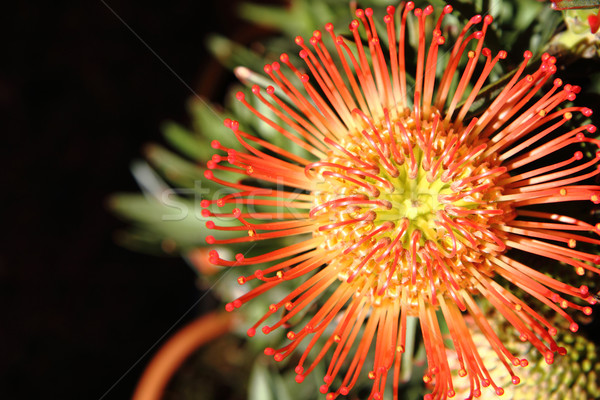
[{"left": 203, "top": 3, "right": 600, "bottom": 399}]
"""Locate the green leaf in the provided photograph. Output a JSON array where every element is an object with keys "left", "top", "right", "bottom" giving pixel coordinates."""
[
  {"left": 144, "top": 144, "right": 206, "bottom": 189},
  {"left": 206, "top": 34, "right": 266, "bottom": 70},
  {"left": 187, "top": 98, "right": 244, "bottom": 151},
  {"left": 109, "top": 192, "right": 245, "bottom": 249},
  {"left": 238, "top": 2, "right": 307, "bottom": 35},
  {"left": 109, "top": 193, "right": 203, "bottom": 251},
  {"left": 248, "top": 362, "right": 274, "bottom": 400},
  {"left": 514, "top": 0, "right": 542, "bottom": 31},
  {"left": 162, "top": 121, "right": 213, "bottom": 161},
  {"left": 271, "top": 373, "right": 293, "bottom": 400}
]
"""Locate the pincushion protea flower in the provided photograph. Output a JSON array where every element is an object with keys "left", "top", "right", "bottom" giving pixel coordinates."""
[{"left": 202, "top": 3, "right": 600, "bottom": 399}]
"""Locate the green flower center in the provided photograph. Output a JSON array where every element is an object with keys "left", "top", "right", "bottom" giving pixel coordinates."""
[{"left": 309, "top": 109, "right": 508, "bottom": 310}]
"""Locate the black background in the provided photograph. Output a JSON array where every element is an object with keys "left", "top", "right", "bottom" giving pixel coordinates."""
[{"left": 1, "top": 1, "right": 255, "bottom": 398}]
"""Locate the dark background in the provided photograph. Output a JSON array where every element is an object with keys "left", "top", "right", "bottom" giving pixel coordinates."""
[{"left": 1, "top": 1, "right": 255, "bottom": 398}]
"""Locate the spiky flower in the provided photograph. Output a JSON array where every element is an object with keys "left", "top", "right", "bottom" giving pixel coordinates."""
[{"left": 202, "top": 3, "right": 600, "bottom": 399}]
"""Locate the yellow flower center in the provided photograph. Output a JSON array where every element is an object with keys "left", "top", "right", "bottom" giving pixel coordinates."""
[{"left": 310, "top": 108, "right": 507, "bottom": 312}]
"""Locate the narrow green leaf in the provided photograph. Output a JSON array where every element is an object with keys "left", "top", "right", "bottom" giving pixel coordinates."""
[
  {"left": 162, "top": 121, "right": 212, "bottom": 161},
  {"left": 205, "top": 34, "right": 266, "bottom": 70},
  {"left": 248, "top": 362, "right": 274, "bottom": 400},
  {"left": 143, "top": 144, "right": 207, "bottom": 190},
  {"left": 187, "top": 98, "right": 244, "bottom": 151}
]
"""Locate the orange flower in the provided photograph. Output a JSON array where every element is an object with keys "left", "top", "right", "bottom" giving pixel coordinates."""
[{"left": 202, "top": 3, "right": 599, "bottom": 399}]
